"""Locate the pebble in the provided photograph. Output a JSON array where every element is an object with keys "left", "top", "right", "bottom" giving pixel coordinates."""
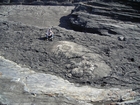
[
  {"left": 71, "top": 68, "right": 83, "bottom": 77},
  {"left": 66, "top": 73, "right": 72, "bottom": 78},
  {"left": 118, "top": 36, "right": 126, "bottom": 41}
]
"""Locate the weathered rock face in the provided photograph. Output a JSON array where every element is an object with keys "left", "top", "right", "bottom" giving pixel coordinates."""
[
  {"left": 0, "top": 0, "right": 90, "bottom": 5},
  {"left": 0, "top": 56, "right": 139, "bottom": 105},
  {"left": 0, "top": 5, "right": 74, "bottom": 28},
  {"left": 52, "top": 41, "right": 111, "bottom": 81},
  {"left": 69, "top": 1, "right": 140, "bottom": 35},
  {"left": 1, "top": 0, "right": 140, "bottom": 6},
  {"left": 0, "top": 5, "right": 140, "bottom": 105}
]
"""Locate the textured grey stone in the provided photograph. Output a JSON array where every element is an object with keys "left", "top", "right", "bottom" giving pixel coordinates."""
[
  {"left": 0, "top": 56, "right": 138, "bottom": 105},
  {"left": 118, "top": 36, "right": 126, "bottom": 41},
  {"left": 69, "top": 2, "right": 140, "bottom": 36},
  {"left": 0, "top": 5, "right": 140, "bottom": 105}
]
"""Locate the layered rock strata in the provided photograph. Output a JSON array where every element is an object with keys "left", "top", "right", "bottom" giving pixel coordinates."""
[{"left": 69, "top": 1, "right": 140, "bottom": 35}]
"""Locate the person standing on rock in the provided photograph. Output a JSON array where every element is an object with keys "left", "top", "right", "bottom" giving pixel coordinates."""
[{"left": 46, "top": 28, "right": 54, "bottom": 41}]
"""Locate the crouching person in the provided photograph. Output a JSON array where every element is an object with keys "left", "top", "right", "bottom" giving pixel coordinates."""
[{"left": 46, "top": 28, "right": 54, "bottom": 41}]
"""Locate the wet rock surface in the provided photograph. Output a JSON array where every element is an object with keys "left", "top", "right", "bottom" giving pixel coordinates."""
[{"left": 0, "top": 4, "right": 140, "bottom": 105}]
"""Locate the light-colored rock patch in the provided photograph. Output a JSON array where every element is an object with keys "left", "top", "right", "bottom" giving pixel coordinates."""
[
  {"left": 52, "top": 41, "right": 111, "bottom": 78},
  {"left": 0, "top": 56, "right": 138, "bottom": 102}
]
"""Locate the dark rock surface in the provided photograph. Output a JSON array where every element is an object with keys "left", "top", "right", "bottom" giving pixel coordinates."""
[
  {"left": 0, "top": 1, "right": 140, "bottom": 105},
  {"left": 0, "top": 0, "right": 90, "bottom": 5},
  {"left": 0, "top": 19, "right": 139, "bottom": 89},
  {"left": 0, "top": 0, "right": 140, "bottom": 5},
  {"left": 69, "top": 1, "right": 140, "bottom": 35}
]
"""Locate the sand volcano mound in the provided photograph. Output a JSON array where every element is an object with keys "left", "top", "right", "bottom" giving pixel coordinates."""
[{"left": 52, "top": 41, "right": 111, "bottom": 81}]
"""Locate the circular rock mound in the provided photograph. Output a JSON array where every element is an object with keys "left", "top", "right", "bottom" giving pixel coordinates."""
[{"left": 52, "top": 41, "right": 111, "bottom": 83}]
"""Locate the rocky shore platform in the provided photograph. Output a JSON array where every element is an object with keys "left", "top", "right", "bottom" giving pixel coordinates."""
[{"left": 0, "top": 1, "right": 140, "bottom": 105}]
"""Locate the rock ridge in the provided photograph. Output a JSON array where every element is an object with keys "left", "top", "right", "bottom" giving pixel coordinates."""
[{"left": 69, "top": 1, "right": 140, "bottom": 35}]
